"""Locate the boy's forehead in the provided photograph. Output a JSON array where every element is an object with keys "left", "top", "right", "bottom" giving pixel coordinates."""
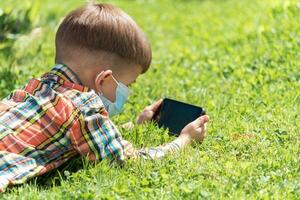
[
  {"left": 126, "top": 64, "right": 143, "bottom": 80},
  {"left": 134, "top": 64, "right": 143, "bottom": 75},
  {"left": 117, "top": 63, "right": 143, "bottom": 75},
  {"left": 116, "top": 64, "right": 143, "bottom": 84}
]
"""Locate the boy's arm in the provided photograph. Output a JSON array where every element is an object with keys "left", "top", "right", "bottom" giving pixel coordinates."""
[
  {"left": 121, "top": 134, "right": 188, "bottom": 160},
  {"left": 122, "top": 115, "right": 209, "bottom": 160}
]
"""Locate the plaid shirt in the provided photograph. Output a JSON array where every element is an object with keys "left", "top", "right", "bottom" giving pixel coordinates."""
[{"left": 0, "top": 64, "right": 179, "bottom": 192}]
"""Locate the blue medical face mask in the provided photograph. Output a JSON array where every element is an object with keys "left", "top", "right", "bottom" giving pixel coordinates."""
[{"left": 97, "top": 75, "right": 129, "bottom": 117}]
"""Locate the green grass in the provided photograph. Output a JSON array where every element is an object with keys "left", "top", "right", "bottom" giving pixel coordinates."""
[{"left": 1, "top": 0, "right": 300, "bottom": 199}]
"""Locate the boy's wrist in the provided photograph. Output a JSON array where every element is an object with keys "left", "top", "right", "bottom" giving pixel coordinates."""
[{"left": 175, "top": 134, "right": 192, "bottom": 148}]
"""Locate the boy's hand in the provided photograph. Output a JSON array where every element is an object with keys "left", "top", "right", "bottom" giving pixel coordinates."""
[
  {"left": 136, "top": 99, "right": 162, "bottom": 124},
  {"left": 179, "top": 115, "right": 209, "bottom": 144},
  {"left": 121, "top": 121, "right": 134, "bottom": 130}
]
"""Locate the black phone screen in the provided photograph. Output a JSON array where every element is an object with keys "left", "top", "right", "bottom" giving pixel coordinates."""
[{"left": 152, "top": 98, "right": 206, "bottom": 136}]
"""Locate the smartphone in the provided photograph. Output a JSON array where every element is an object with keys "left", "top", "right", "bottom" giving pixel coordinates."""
[{"left": 152, "top": 98, "right": 206, "bottom": 136}]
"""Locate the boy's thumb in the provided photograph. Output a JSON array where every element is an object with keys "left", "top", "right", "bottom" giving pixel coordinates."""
[{"left": 197, "top": 115, "right": 209, "bottom": 126}]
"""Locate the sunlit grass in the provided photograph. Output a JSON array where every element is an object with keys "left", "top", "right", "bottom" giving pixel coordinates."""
[{"left": 0, "top": 0, "right": 300, "bottom": 199}]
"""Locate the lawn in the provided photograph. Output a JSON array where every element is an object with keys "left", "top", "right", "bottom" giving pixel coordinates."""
[{"left": 0, "top": 0, "right": 300, "bottom": 199}]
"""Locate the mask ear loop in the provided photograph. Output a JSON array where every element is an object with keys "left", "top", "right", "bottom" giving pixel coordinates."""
[
  {"left": 96, "top": 72, "right": 119, "bottom": 96},
  {"left": 95, "top": 73, "right": 105, "bottom": 95},
  {"left": 111, "top": 74, "right": 120, "bottom": 86}
]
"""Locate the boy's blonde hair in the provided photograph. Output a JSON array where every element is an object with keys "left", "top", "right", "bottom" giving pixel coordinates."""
[{"left": 55, "top": 3, "right": 151, "bottom": 73}]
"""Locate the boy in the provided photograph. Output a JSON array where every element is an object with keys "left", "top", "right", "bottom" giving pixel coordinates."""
[{"left": 0, "top": 3, "right": 209, "bottom": 192}]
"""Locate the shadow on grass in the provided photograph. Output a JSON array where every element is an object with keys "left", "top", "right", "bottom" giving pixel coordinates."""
[
  {"left": 6, "top": 156, "right": 121, "bottom": 193},
  {"left": 5, "top": 157, "right": 86, "bottom": 193}
]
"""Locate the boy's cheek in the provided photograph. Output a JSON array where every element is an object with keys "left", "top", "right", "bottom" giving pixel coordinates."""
[{"left": 101, "top": 82, "right": 117, "bottom": 102}]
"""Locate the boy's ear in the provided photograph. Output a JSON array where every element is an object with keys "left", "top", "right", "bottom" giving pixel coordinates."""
[{"left": 95, "top": 70, "right": 113, "bottom": 92}]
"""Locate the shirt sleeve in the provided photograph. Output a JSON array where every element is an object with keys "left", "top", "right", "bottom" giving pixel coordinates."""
[{"left": 68, "top": 105, "right": 127, "bottom": 161}]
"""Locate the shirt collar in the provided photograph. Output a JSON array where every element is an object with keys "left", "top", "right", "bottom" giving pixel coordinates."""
[{"left": 42, "top": 64, "right": 90, "bottom": 92}]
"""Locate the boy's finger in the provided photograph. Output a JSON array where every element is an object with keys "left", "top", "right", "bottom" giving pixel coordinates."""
[
  {"left": 147, "top": 99, "right": 163, "bottom": 111},
  {"left": 194, "top": 115, "right": 209, "bottom": 126},
  {"left": 197, "top": 123, "right": 207, "bottom": 132}
]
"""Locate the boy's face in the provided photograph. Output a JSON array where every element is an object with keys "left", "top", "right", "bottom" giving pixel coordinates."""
[{"left": 95, "top": 64, "right": 143, "bottom": 102}]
